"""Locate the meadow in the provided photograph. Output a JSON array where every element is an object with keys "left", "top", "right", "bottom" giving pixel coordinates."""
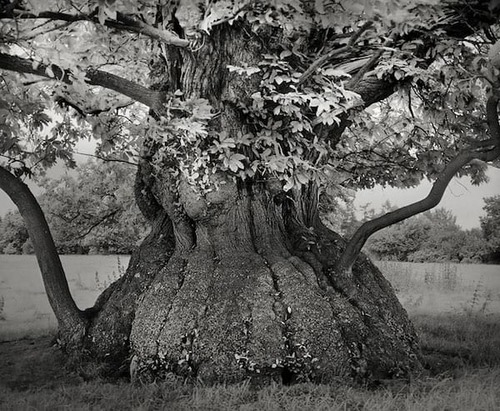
[{"left": 1, "top": 256, "right": 499, "bottom": 410}]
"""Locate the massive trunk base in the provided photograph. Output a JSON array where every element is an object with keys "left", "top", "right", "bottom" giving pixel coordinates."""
[{"left": 121, "top": 182, "right": 421, "bottom": 384}]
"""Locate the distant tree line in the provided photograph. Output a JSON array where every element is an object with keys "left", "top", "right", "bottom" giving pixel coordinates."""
[
  {"left": 322, "top": 195, "right": 500, "bottom": 264},
  {"left": 0, "top": 160, "right": 148, "bottom": 255}
]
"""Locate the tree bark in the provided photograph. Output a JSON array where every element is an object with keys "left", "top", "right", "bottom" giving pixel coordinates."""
[
  {"left": 123, "top": 172, "right": 420, "bottom": 384},
  {"left": 0, "top": 166, "right": 87, "bottom": 347}
]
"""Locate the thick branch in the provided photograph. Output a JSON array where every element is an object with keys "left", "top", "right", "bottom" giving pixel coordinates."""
[
  {"left": 0, "top": 9, "right": 190, "bottom": 47},
  {"left": 335, "top": 95, "right": 500, "bottom": 274},
  {"left": 0, "top": 165, "right": 88, "bottom": 346},
  {"left": 0, "top": 52, "right": 164, "bottom": 110},
  {"left": 336, "top": 150, "right": 475, "bottom": 274}
]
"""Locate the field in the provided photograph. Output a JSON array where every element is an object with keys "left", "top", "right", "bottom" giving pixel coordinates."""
[{"left": 1, "top": 256, "right": 500, "bottom": 410}]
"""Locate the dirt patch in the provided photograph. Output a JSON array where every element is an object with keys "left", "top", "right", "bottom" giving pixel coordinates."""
[{"left": 0, "top": 336, "right": 83, "bottom": 391}]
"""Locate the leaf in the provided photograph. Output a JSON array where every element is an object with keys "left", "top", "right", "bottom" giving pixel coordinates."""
[
  {"left": 45, "top": 66, "right": 54, "bottom": 78},
  {"left": 280, "top": 50, "right": 292, "bottom": 59},
  {"left": 227, "top": 153, "right": 246, "bottom": 172},
  {"left": 322, "top": 68, "right": 351, "bottom": 78}
]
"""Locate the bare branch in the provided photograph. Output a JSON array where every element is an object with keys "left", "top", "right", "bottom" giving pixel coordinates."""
[
  {"left": 75, "top": 151, "right": 138, "bottom": 167},
  {"left": 73, "top": 209, "right": 121, "bottom": 240},
  {"left": 347, "top": 34, "right": 396, "bottom": 89}
]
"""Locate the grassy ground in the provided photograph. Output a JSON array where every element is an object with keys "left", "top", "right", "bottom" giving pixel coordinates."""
[{"left": 1, "top": 262, "right": 500, "bottom": 410}]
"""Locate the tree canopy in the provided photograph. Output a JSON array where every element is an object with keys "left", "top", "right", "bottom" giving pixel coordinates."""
[
  {"left": 1, "top": 1, "right": 499, "bottom": 190},
  {"left": 37, "top": 159, "right": 147, "bottom": 254}
]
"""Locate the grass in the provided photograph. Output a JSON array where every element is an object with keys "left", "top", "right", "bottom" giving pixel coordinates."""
[
  {"left": 1, "top": 362, "right": 499, "bottom": 410},
  {"left": 1, "top": 260, "right": 500, "bottom": 410}
]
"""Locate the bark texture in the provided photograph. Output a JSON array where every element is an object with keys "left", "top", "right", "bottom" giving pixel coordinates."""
[{"left": 128, "top": 178, "right": 420, "bottom": 384}]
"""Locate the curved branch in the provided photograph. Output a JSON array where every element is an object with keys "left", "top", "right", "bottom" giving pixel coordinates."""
[
  {"left": 0, "top": 52, "right": 164, "bottom": 110},
  {"left": 335, "top": 94, "right": 500, "bottom": 275},
  {"left": 0, "top": 165, "right": 88, "bottom": 346}
]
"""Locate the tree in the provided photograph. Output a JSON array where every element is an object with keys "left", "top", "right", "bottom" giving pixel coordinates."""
[
  {"left": 366, "top": 208, "right": 490, "bottom": 263},
  {"left": 366, "top": 213, "right": 432, "bottom": 261},
  {"left": 1, "top": 1, "right": 500, "bottom": 384},
  {"left": 458, "top": 228, "right": 487, "bottom": 263},
  {"left": 409, "top": 209, "right": 465, "bottom": 262},
  {"left": 481, "top": 195, "right": 500, "bottom": 262},
  {"left": 0, "top": 161, "right": 146, "bottom": 254},
  {"left": 0, "top": 210, "right": 29, "bottom": 254},
  {"left": 38, "top": 160, "right": 148, "bottom": 254}
]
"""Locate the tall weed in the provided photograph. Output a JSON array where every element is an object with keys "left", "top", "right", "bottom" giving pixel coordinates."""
[
  {"left": 0, "top": 294, "right": 5, "bottom": 321},
  {"left": 95, "top": 256, "right": 126, "bottom": 291}
]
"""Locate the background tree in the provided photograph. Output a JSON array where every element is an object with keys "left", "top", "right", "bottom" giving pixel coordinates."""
[
  {"left": 365, "top": 207, "right": 488, "bottom": 263},
  {"left": 481, "top": 195, "right": 500, "bottom": 262},
  {"left": 0, "top": 210, "right": 29, "bottom": 254},
  {"left": 37, "top": 160, "right": 148, "bottom": 254},
  {"left": 1, "top": 0, "right": 500, "bottom": 384}
]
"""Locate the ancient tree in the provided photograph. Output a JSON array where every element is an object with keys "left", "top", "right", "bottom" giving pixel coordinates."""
[{"left": 1, "top": 0, "right": 500, "bottom": 384}]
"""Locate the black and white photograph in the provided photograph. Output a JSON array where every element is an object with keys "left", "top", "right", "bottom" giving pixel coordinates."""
[{"left": 1, "top": 1, "right": 500, "bottom": 409}]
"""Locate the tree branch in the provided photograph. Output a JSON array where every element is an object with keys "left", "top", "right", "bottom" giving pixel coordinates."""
[
  {"left": 347, "top": 34, "right": 396, "bottom": 89},
  {"left": 0, "top": 8, "right": 191, "bottom": 48},
  {"left": 75, "top": 151, "right": 138, "bottom": 167},
  {"left": 54, "top": 95, "right": 134, "bottom": 117},
  {"left": 0, "top": 52, "right": 165, "bottom": 110},
  {"left": 73, "top": 209, "right": 121, "bottom": 240},
  {"left": 334, "top": 94, "right": 500, "bottom": 275}
]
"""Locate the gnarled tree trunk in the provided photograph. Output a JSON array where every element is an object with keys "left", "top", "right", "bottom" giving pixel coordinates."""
[{"left": 85, "top": 24, "right": 420, "bottom": 384}]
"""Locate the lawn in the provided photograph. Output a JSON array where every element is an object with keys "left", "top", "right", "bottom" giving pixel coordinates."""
[{"left": 1, "top": 257, "right": 499, "bottom": 410}]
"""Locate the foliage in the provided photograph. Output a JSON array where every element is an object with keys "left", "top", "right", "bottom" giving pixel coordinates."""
[
  {"left": 0, "top": 210, "right": 29, "bottom": 254},
  {"left": 357, "top": 205, "right": 489, "bottom": 263},
  {"left": 1, "top": 0, "right": 498, "bottom": 196},
  {"left": 0, "top": 160, "right": 148, "bottom": 254},
  {"left": 480, "top": 195, "right": 500, "bottom": 260},
  {"left": 37, "top": 159, "right": 148, "bottom": 254}
]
